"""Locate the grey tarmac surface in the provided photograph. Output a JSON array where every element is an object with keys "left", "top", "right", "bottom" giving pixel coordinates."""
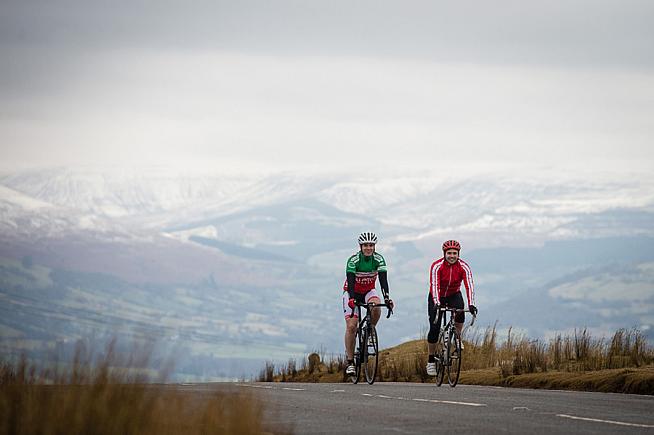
[{"left": 178, "top": 382, "right": 654, "bottom": 434}]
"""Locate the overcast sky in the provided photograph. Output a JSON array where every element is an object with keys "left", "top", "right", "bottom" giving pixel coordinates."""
[{"left": 1, "top": 0, "right": 653, "bottom": 174}]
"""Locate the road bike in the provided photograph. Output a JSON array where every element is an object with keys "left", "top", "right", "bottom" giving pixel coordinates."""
[
  {"left": 349, "top": 300, "right": 393, "bottom": 385},
  {"left": 433, "top": 307, "right": 475, "bottom": 387}
]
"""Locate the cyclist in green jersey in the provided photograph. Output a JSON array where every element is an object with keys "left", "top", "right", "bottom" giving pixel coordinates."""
[{"left": 342, "top": 232, "right": 393, "bottom": 376}]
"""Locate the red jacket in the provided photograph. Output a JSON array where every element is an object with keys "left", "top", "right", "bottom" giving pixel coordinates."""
[{"left": 429, "top": 258, "right": 475, "bottom": 306}]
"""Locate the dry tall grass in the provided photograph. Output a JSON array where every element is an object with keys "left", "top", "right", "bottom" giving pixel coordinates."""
[
  {"left": 0, "top": 340, "right": 292, "bottom": 435},
  {"left": 259, "top": 350, "right": 348, "bottom": 383},
  {"left": 264, "top": 327, "right": 653, "bottom": 385},
  {"left": 462, "top": 326, "right": 654, "bottom": 376}
]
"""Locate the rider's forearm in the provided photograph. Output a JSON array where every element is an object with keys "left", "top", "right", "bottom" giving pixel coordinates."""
[
  {"left": 346, "top": 272, "right": 356, "bottom": 299},
  {"left": 378, "top": 271, "right": 389, "bottom": 298}
]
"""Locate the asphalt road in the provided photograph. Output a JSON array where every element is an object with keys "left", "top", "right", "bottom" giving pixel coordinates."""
[{"left": 183, "top": 382, "right": 654, "bottom": 434}]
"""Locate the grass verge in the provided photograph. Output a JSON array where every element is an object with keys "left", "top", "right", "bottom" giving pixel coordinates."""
[
  {"left": 263, "top": 327, "right": 654, "bottom": 395},
  {"left": 460, "top": 366, "right": 654, "bottom": 395}
]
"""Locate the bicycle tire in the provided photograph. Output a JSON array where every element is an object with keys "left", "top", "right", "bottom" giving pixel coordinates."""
[
  {"left": 446, "top": 330, "right": 462, "bottom": 387},
  {"left": 364, "top": 325, "right": 378, "bottom": 384}
]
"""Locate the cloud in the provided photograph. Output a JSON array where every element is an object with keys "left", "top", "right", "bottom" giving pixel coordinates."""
[
  {"left": 2, "top": 0, "right": 653, "bottom": 67},
  {"left": 1, "top": 1, "right": 653, "bottom": 172}
]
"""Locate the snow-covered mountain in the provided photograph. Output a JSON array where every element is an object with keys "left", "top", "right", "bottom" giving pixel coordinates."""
[{"left": 3, "top": 167, "right": 653, "bottom": 246}]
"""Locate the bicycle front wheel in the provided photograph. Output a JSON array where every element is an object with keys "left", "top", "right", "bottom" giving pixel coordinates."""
[
  {"left": 446, "top": 331, "right": 462, "bottom": 387},
  {"left": 364, "top": 325, "right": 378, "bottom": 384}
]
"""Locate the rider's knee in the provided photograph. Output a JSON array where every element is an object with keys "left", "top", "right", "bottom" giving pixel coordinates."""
[{"left": 427, "top": 317, "right": 441, "bottom": 343}]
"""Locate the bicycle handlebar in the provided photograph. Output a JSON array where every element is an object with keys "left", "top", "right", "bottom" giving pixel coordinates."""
[
  {"left": 353, "top": 300, "right": 394, "bottom": 318},
  {"left": 436, "top": 307, "right": 477, "bottom": 327}
]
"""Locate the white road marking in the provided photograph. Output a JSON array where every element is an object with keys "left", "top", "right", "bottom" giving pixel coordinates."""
[
  {"left": 557, "top": 414, "right": 654, "bottom": 428},
  {"left": 513, "top": 407, "right": 530, "bottom": 411},
  {"left": 237, "top": 384, "right": 482, "bottom": 408},
  {"left": 438, "top": 400, "right": 486, "bottom": 407},
  {"left": 360, "top": 393, "right": 485, "bottom": 407},
  {"left": 411, "top": 398, "right": 486, "bottom": 407},
  {"left": 236, "top": 384, "right": 304, "bottom": 391}
]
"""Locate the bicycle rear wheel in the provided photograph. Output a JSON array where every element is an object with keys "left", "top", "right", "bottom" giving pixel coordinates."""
[
  {"left": 364, "top": 325, "right": 378, "bottom": 384},
  {"left": 446, "top": 331, "right": 462, "bottom": 387}
]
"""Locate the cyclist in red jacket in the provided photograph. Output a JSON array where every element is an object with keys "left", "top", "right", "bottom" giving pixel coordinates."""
[{"left": 426, "top": 239, "right": 477, "bottom": 376}]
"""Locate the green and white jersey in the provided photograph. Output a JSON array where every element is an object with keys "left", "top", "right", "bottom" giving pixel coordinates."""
[{"left": 343, "top": 251, "right": 387, "bottom": 294}]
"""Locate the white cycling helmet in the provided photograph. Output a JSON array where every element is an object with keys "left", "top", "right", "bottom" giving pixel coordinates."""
[{"left": 358, "top": 232, "right": 378, "bottom": 245}]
